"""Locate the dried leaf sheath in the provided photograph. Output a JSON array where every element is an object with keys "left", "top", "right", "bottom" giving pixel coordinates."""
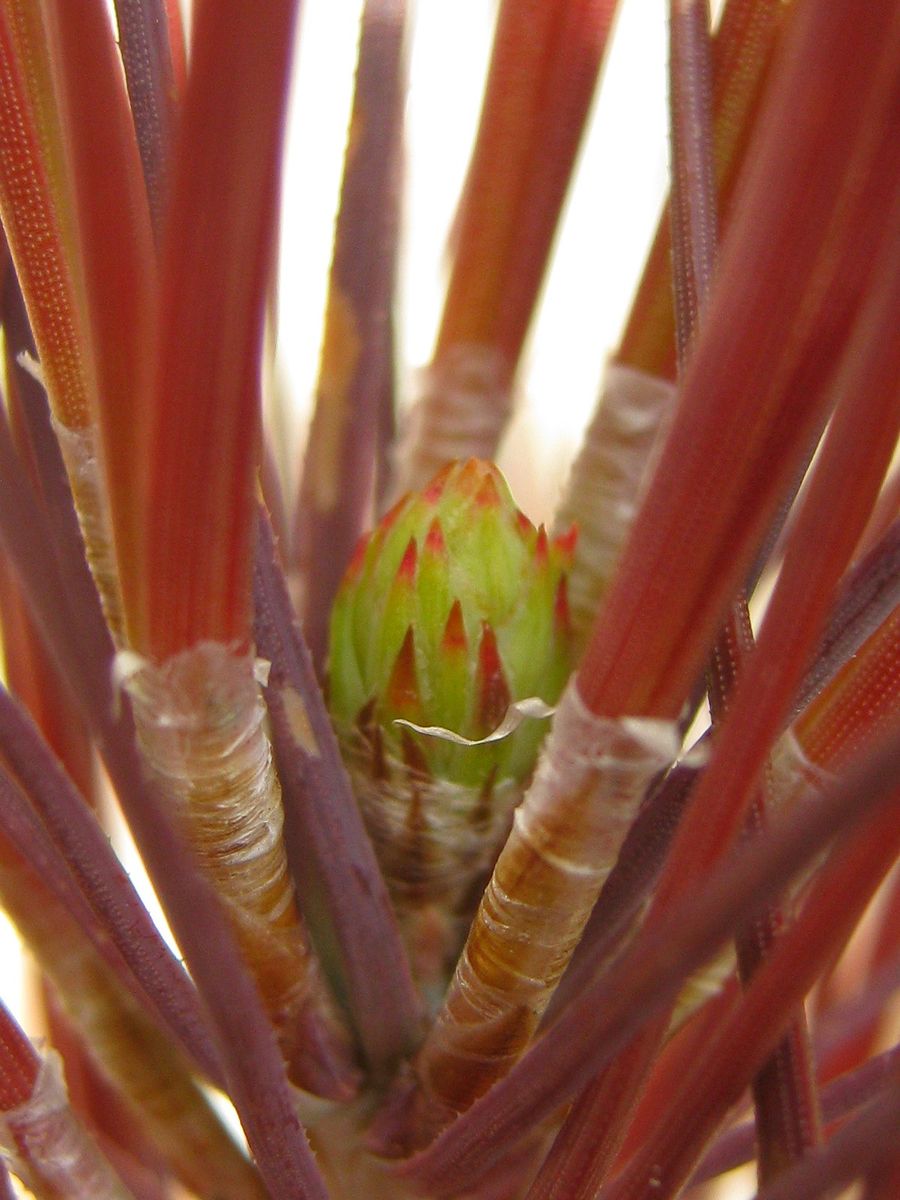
[
  {"left": 123, "top": 644, "right": 356, "bottom": 1098},
  {"left": 0, "top": 1005, "right": 132, "bottom": 1200},
  {"left": 412, "top": 685, "right": 680, "bottom": 1125},
  {"left": 553, "top": 364, "right": 675, "bottom": 649}
]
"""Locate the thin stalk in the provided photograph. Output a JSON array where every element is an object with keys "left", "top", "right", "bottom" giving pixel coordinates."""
[
  {"left": 98, "top": 0, "right": 360, "bottom": 1096},
  {"left": 396, "top": 0, "right": 618, "bottom": 492},
  {"left": 254, "top": 507, "right": 423, "bottom": 1078},
  {"left": 646, "top": 183, "right": 900, "bottom": 923},
  {"left": 692, "top": 1041, "right": 900, "bottom": 1185},
  {"left": 597, "top": 798, "right": 900, "bottom": 1200},
  {"left": 0, "top": 3, "right": 88, "bottom": 428},
  {"left": 112, "top": 0, "right": 180, "bottom": 234},
  {"left": 0, "top": 4, "right": 129, "bottom": 639},
  {"left": 618, "top": 0, "right": 787, "bottom": 378},
  {"left": 39, "top": 0, "right": 157, "bottom": 637},
  {"left": 0, "top": 309, "right": 332, "bottom": 1199},
  {"left": 294, "top": 0, "right": 407, "bottom": 671},
  {"left": 0, "top": 685, "right": 222, "bottom": 1083},
  {"left": 674, "top": 6, "right": 818, "bottom": 1168},
  {"left": 796, "top": 516, "right": 900, "bottom": 713}
]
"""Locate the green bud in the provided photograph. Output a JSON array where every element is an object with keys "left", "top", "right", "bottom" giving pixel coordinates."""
[{"left": 328, "top": 459, "right": 575, "bottom": 905}]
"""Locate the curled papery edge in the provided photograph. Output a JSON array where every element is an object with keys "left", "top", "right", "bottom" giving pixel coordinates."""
[
  {"left": 390, "top": 344, "right": 512, "bottom": 498},
  {"left": 415, "top": 680, "right": 682, "bottom": 1116},
  {"left": 52, "top": 418, "right": 127, "bottom": 646},
  {"left": 120, "top": 640, "right": 356, "bottom": 1099},
  {"left": 0, "top": 1049, "right": 131, "bottom": 1200},
  {"left": 394, "top": 696, "right": 555, "bottom": 747},
  {"left": 554, "top": 362, "right": 677, "bottom": 647}
]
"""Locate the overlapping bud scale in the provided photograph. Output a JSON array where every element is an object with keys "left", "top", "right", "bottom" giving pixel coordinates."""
[{"left": 328, "top": 460, "right": 575, "bottom": 907}]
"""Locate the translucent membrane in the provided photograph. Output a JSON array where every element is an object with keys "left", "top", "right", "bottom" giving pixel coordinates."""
[
  {"left": 769, "top": 730, "right": 837, "bottom": 815},
  {"left": 416, "top": 680, "right": 680, "bottom": 1118},
  {"left": 0, "top": 1050, "right": 131, "bottom": 1200},
  {"left": 554, "top": 363, "right": 676, "bottom": 646},
  {"left": 392, "top": 345, "right": 511, "bottom": 497},
  {"left": 342, "top": 730, "right": 521, "bottom": 910},
  {"left": 122, "top": 641, "right": 354, "bottom": 1098},
  {"left": 51, "top": 420, "right": 126, "bottom": 646}
]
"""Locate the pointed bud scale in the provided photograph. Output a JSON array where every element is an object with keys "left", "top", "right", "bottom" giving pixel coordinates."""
[
  {"left": 474, "top": 472, "right": 502, "bottom": 509},
  {"left": 441, "top": 599, "right": 468, "bottom": 656},
  {"left": 424, "top": 517, "right": 447, "bottom": 559},
  {"left": 327, "top": 459, "right": 574, "bottom": 907},
  {"left": 386, "top": 627, "right": 421, "bottom": 719},
  {"left": 396, "top": 536, "right": 418, "bottom": 584},
  {"left": 535, "top": 525, "right": 549, "bottom": 566},
  {"left": 475, "top": 622, "right": 512, "bottom": 734},
  {"left": 555, "top": 575, "right": 572, "bottom": 634}
]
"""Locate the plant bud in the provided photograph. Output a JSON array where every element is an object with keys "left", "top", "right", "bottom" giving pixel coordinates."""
[{"left": 328, "top": 459, "right": 575, "bottom": 907}]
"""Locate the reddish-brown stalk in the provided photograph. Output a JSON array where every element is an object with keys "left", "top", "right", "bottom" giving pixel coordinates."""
[
  {"left": 131, "top": 0, "right": 291, "bottom": 656},
  {"left": 524, "top": 6, "right": 727, "bottom": 1190},
  {"left": 0, "top": 1000, "right": 36, "bottom": 1110},
  {"left": 577, "top": 0, "right": 900, "bottom": 719},
  {"left": 254, "top": 508, "right": 422, "bottom": 1077},
  {"left": 398, "top": 0, "right": 617, "bottom": 491},
  {"left": 294, "top": 0, "right": 407, "bottom": 671},
  {"left": 618, "top": 0, "right": 787, "bottom": 378},
  {"left": 670, "top": 5, "right": 816, "bottom": 1177},
  {"left": 692, "top": 1043, "right": 900, "bottom": 1185},
  {"left": 111, "top": 0, "right": 181, "bottom": 234},
  {"left": 750, "top": 1078, "right": 900, "bottom": 1200},
  {"left": 0, "top": 3, "right": 88, "bottom": 422},
  {"left": 598, "top": 794, "right": 900, "bottom": 1200},
  {"left": 39, "top": 0, "right": 155, "bottom": 636}
]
